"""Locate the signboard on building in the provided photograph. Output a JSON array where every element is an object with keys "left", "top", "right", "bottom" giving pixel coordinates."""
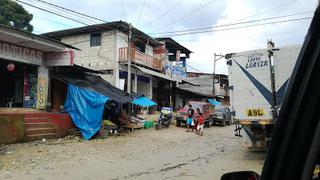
[
  {"left": 165, "top": 61, "right": 187, "bottom": 81},
  {"left": 0, "top": 41, "right": 43, "bottom": 65},
  {"left": 36, "top": 78, "right": 47, "bottom": 109},
  {"left": 45, "top": 50, "right": 74, "bottom": 66}
]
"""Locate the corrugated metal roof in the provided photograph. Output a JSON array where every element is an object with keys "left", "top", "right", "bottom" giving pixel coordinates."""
[
  {"left": 177, "top": 75, "right": 214, "bottom": 97},
  {"left": 132, "top": 65, "right": 174, "bottom": 81}
]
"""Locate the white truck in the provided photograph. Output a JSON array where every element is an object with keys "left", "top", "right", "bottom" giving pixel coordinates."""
[{"left": 226, "top": 42, "right": 301, "bottom": 150}]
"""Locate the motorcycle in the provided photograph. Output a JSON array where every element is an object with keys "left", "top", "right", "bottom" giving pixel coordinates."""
[{"left": 155, "top": 107, "right": 173, "bottom": 130}]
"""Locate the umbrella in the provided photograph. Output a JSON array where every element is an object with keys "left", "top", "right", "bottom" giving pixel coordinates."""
[
  {"left": 208, "top": 99, "right": 221, "bottom": 106},
  {"left": 132, "top": 96, "right": 157, "bottom": 107}
]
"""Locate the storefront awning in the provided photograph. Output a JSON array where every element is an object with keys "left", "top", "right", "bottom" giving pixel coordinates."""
[
  {"left": 132, "top": 96, "right": 157, "bottom": 107},
  {"left": 132, "top": 65, "right": 174, "bottom": 81},
  {"left": 53, "top": 74, "right": 132, "bottom": 103},
  {"left": 208, "top": 99, "right": 221, "bottom": 106}
]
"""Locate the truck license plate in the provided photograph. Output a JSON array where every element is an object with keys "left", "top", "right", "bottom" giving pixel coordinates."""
[{"left": 246, "top": 108, "right": 265, "bottom": 117}]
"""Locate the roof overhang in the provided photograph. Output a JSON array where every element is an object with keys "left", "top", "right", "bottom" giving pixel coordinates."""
[
  {"left": 177, "top": 87, "right": 213, "bottom": 98},
  {"left": 132, "top": 65, "right": 175, "bottom": 81},
  {"left": 180, "top": 80, "right": 200, "bottom": 86},
  {"left": 50, "top": 64, "right": 106, "bottom": 75},
  {"left": 0, "top": 25, "right": 78, "bottom": 52}
]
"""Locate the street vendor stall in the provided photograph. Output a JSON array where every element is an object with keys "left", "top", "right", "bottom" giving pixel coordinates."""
[{"left": 127, "top": 96, "right": 158, "bottom": 130}]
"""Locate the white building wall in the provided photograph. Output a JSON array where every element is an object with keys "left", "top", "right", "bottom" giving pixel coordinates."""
[
  {"left": 117, "top": 32, "right": 128, "bottom": 48},
  {"left": 116, "top": 31, "right": 129, "bottom": 88},
  {"left": 60, "top": 31, "right": 117, "bottom": 85}
]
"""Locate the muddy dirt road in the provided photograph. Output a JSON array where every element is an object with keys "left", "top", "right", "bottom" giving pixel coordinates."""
[{"left": 0, "top": 125, "right": 265, "bottom": 180}]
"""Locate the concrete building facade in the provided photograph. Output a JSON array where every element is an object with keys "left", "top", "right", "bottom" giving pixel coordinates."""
[{"left": 43, "top": 22, "right": 192, "bottom": 107}]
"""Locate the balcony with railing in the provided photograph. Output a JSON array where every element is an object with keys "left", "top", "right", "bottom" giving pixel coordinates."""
[{"left": 118, "top": 47, "right": 163, "bottom": 72}]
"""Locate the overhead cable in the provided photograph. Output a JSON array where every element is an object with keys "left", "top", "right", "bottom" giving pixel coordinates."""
[
  {"left": 15, "top": 0, "right": 89, "bottom": 25},
  {"left": 151, "top": 11, "right": 314, "bottom": 35}
]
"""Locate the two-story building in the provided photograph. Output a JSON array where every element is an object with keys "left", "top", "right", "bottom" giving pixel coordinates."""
[{"left": 43, "top": 21, "right": 192, "bottom": 109}]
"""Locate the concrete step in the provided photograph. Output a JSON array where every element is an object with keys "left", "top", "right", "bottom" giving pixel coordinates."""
[
  {"left": 24, "top": 116, "right": 51, "bottom": 123},
  {"left": 24, "top": 122, "right": 54, "bottom": 129},
  {"left": 24, "top": 133, "right": 57, "bottom": 141},
  {"left": 24, "top": 127, "right": 56, "bottom": 136}
]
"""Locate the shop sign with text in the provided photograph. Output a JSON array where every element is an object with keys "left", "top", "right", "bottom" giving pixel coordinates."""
[
  {"left": 0, "top": 41, "right": 43, "bottom": 65},
  {"left": 46, "top": 51, "right": 74, "bottom": 66},
  {"left": 37, "top": 78, "right": 47, "bottom": 109}
]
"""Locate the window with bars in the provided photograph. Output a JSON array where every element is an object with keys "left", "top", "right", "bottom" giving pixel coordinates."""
[{"left": 90, "top": 33, "right": 101, "bottom": 47}]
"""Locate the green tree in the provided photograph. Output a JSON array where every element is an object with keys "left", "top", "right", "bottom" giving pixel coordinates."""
[{"left": 0, "top": 0, "right": 33, "bottom": 32}]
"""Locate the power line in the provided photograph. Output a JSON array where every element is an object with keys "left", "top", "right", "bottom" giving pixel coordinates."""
[
  {"left": 15, "top": 0, "right": 89, "bottom": 25},
  {"left": 19, "top": 0, "right": 132, "bottom": 42},
  {"left": 151, "top": 11, "right": 313, "bottom": 35},
  {"left": 136, "top": 0, "right": 146, "bottom": 26},
  {"left": 141, "top": 0, "right": 185, "bottom": 29},
  {"left": 29, "top": 1, "right": 97, "bottom": 25},
  {"left": 33, "top": 14, "right": 75, "bottom": 28},
  {"left": 29, "top": 4, "right": 96, "bottom": 25},
  {"left": 30, "top": 0, "right": 106, "bottom": 23},
  {"left": 29, "top": 0, "right": 103, "bottom": 24},
  {"left": 235, "top": 0, "right": 299, "bottom": 22},
  {"left": 152, "top": 0, "right": 218, "bottom": 32},
  {"left": 172, "top": 29, "right": 306, "bottom": 42},
  {"left": 155, "top": 17, "right": 312, "bottom": 37}
]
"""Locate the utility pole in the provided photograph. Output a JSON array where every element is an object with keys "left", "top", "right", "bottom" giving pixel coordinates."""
[
  {"left": 213, "top": 53, "right": 216, "bottom": 97},
  {"left": 213, "top": 53, "right": 224, "bottom": 98},
  {"left": 127, "top": 23, "right": 132, "bottom": 94},
  {"left": 126, "top": 23, "right": 132, "bottom": 115},
  {"left": 267, "top": 40, "right": 279, "bottom": 122}
]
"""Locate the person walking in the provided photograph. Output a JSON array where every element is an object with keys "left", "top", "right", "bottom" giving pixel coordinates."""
[
  {"left": 186, "top": 104, "right": 194, "bottom": 132},
  {"left": 196, "top": 108, "right": 204, "bottom": 136}
]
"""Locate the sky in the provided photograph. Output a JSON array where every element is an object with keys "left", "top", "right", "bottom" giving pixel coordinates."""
[{"left": 18, "top": 0, "right": 318, "bottom": 74}]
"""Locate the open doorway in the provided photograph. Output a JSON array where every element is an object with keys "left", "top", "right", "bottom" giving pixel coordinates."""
[{"left": 0, "top": 59, "right": 38, "bottom": 108}]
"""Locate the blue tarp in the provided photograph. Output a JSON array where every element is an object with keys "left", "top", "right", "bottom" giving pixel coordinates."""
[
  {"left": 208, "top": 99, "right": 221, "bottom": 106},
  {"left": 132, "top": 96, "right": 157, "bottom": 107},
  {"left": 64, "top": 84, "right": 109, "bottom": 140}
]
